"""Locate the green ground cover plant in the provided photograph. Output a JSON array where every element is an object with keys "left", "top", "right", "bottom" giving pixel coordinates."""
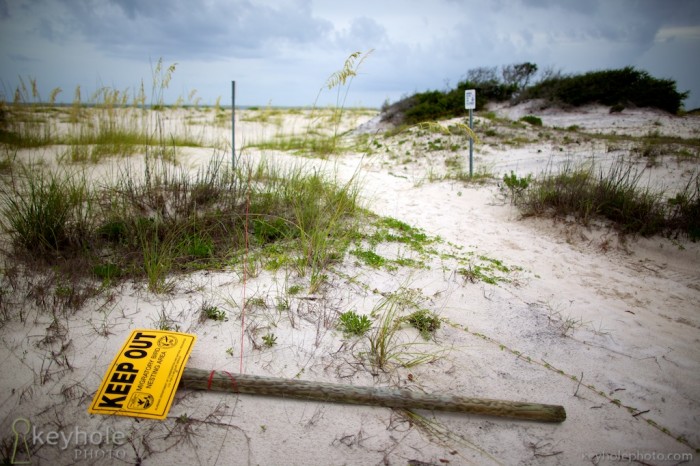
[
  {"left": 519, "top": 115, "right": 542, "bottom": 126},
  {"left": 201, "top": 303, "right": 227, "bottom": 322},
  {"left": 337, "top": 310, "right": 372, "bottom": 336},
  {"left": 404, "top": 309, "right": 441, "bottom": 340},
  {"left": 350, "top": 248, "right": 387, "bottom": 268},
  {"left": 345, "top": 215, "right": 442, "bottom": 271}
]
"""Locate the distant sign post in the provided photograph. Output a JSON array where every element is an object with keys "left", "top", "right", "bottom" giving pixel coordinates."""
[
  {"left": 464, "top": 90, "right": 476, "bottom": 110},
  {"left": 232, "top": 80, "right": 236, "bottom": 170},
  {"left": 465, "top": 90, "right": 476, "bottom": 176}
]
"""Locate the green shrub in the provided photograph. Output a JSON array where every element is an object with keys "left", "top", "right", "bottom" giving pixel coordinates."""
[
  {"left": 97, "top": 220, "right": 129, "bottom": 243},
  {"left": 382, "top": 64, "right": 525, "bottom": 125},
  {"left": 521, "top": 67, "right": 688, "bottom": 114},
  {"left": 385, "top": 65, "right": 688, "bottom": 126},
  {"left": 396, "top": 79, "right": 517, "bottom": 125},
  {"left": 501, "top": 171, "right": 532, "bottom": 205},
  {"left": 519, "top": 115, "right": 542, "bottom": 126}
]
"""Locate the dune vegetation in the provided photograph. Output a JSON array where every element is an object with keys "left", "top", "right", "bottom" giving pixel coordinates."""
[{"left": 382, "top": 63, "right": 690, "bottom": 126}]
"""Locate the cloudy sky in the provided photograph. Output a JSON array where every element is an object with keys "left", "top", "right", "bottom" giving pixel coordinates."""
[{"left": 1, "top": 0, "right": 699, "bottom": 109}]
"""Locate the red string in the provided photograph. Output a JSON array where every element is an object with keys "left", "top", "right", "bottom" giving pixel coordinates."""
[
  {"left": 206, "top": 370, "right": 239, "bottom": 393},
  {"left": 223, "top": 371, "right": 239, "bottom": 393},
  {"left": 239, "top": 176, "right": 250, "bottom": 374}
]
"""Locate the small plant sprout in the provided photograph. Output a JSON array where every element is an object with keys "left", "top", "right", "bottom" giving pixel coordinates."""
[
  {"left": 276, "top": 296, "right": 291, "bottom": 311},
  {"left": 501, "top": 171, "right": 532, "bottom": 205},
  {"left": 247, "top": 297, "right": 267, "bottom": 308},
  {"left": 338, "top": 310, "right": 373, "bottom": 336},
  {"left": 405, "top": 309, "right": 441, "bottom": 340},
  {"left": 262, "top": 333, "right": 277, "bottom": 348},
  {"left": 152, "top": 307, "right": 180, "bottom": 331},
  {"left": 201, "top": 303, "right": 226, "bottom": 322}
]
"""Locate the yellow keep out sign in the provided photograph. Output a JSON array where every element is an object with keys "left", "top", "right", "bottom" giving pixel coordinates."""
[{"left": 89, "top": 329, "right": 196, "bottom": 420}]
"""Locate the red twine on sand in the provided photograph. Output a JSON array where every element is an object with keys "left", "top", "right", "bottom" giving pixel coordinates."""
[
  {"left": 205, "top": 370, "right": 239, "bottom": 393},
  {"left": 239, "top": 178, "right": 251, "bottom": 374}
]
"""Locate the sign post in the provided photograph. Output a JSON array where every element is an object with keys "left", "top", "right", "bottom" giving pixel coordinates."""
[
  {"left": 231, "top": 80, "right": 236, "bottom": 170},
  {"left": 464, "top": 89, "right": 476, "bottom": 177},
  {"left": 89, "top": 331, "right": 565, "bottom": 423}
]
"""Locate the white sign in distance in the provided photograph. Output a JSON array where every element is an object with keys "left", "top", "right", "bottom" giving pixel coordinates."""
[{"left": 464, "top": 89, "right": 476, "bottom": 110}]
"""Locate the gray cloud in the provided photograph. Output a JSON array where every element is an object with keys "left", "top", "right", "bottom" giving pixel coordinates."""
[
  {"left": 1, "top": 0, "right": 698, "bottom": 108},
  {"left": 522, "top": 0, "right": 600, "bottom": 15},
  {"left": 111, "top": 0, "right": 167, "bottom": 20},
  {"left": 334, "top": 16, "right": 388, "bottom": 49},
  {"left": 45, "top": 0, "right": 334, "bottom": 59},
  {"left": 8, "top": 52, "right": 39, "bottom": 63},
  {"left": 518, "top": 0, "right": 700, "bottom": 45}
]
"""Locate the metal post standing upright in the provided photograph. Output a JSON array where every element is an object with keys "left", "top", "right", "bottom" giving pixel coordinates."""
[
  {"left": 469, "top": 109, "right": 473, "bottom": 177},
  {"left": 464, "top": 89, "right": 476, "bottom": 177},
  {"left": 231, "top": 81, "right": 236, "bottom": 169}
]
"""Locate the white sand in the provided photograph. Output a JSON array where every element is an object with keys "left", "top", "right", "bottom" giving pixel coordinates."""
[{"left": 1, "top": 105, "right": 698, "bottom": 465}]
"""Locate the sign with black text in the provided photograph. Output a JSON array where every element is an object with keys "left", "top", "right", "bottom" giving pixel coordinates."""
[
  {"left": 465, "top": 89, "right": 476, "bottom": 110},
  {"left": 89, "top": 330, "right": 196, "bottom": 420}
]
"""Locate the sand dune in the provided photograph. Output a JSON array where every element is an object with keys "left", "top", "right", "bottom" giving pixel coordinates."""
[{"left": 1, "top": 104, "right": 698, "bottom": 465}]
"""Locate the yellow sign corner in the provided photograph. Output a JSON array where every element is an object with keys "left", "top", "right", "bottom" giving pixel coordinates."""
[{"left": 89, "top": 329, "right": 196, "bottom": 420}]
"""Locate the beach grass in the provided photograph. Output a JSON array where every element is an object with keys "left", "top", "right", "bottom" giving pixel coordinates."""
[
  {"left": 516, "top": 159, "right": 700, "bottom": 239},
  {"left": 0, "top": 154, "right": 364, "bottom": 292}
]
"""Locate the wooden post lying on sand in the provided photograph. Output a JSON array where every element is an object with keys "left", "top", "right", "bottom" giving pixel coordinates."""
[{"left": 179, "top": 368, "right": 566, "bottom": 423}]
